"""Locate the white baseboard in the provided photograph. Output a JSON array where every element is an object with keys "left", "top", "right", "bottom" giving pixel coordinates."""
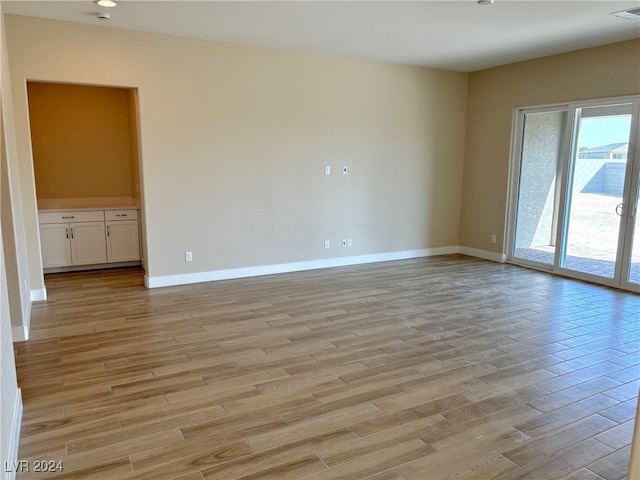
[
  {"left": 459, "top": 246, "right": 506, "bottom": 263},
  {"left": 10, "top": 291, "right": 37, "bottom": 342},
  {"left": 145, "top": 246, "right": 459, "bottom": 288},
  {"left": 11, "top": 325, "right": 28, "bottom": 342},
  {"left": 30, "top": 288, "right": 46, "bottom": 302},
  {"left": 3, "top": 389, "right": 23, "bottom": 480}
]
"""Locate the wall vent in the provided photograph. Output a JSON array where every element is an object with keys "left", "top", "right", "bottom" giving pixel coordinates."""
[{"left": 610, "top": 6, "right": 640, "bottom": 20}]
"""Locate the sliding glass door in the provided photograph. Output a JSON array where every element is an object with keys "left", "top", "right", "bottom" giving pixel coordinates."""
[{"left": 509, "top": 97, "right": 640, "bottom": 292}]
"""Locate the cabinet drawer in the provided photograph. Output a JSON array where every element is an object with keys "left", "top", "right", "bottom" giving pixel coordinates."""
[
  {"left": 39, "top": 210, "right": 104, "bottom": 224},
  {"left": 105, "top": 209, "right": 138, "bottom": 221}
]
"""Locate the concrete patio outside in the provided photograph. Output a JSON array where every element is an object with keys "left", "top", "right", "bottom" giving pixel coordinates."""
[{"left": 513, "top": 192, "right": 640, "bottom": 285}]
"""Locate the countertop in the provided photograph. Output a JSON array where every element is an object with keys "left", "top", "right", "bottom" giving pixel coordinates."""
[{"left": 37, "top": 197, "right": 140, "bottom": 212}]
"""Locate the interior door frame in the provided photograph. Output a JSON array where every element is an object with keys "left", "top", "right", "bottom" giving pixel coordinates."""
[{"left": 506, "top": 94, "right": 640, "bottom": 293}]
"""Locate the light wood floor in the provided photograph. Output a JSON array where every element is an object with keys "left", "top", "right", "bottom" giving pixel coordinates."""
[{"left": 14, "top": 255, "right": 639, "bottom": 479}]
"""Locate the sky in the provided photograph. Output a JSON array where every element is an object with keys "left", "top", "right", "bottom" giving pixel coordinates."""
[{"left": 578, "top": 116, "right": 632, "bottom": 150}]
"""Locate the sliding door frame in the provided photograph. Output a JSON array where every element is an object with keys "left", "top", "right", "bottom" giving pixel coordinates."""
[
  {"left": 506, "top": 94, "right": 640, "bottom": 293},
  {"left": 620, "top": 99, "right": 640, "bottom": 292}
]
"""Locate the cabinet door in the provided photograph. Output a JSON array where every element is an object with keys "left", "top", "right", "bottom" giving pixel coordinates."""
[
  {"left": 106, "top": 220, "right": 140, "bottom": 263},
  {"left": 70, "top": 222, "right": 107, "bottom": 265},
  {"left": 39, "top": 223, "right": 72, "bottom": 268}
]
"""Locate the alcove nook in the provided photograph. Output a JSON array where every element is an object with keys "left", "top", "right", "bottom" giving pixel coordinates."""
[{"left": 27, "top": 82, "right": 144, "bottom": 272}]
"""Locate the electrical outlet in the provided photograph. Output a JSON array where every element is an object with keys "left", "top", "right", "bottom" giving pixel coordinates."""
[
  {"left": 185, "top": 251, "right": 193, "bottom": 262},
  {"left": 324, "top": 240, "right": 330, "bottom": 249},
  {"left": 491, "top": 235, "right": 497, "bottom": 244},
  {"left": 347, "top": 239, "right": 352, "bottom": 247},
  {"left": 325, "top": 166, "right": 331, "bottom": 175},
  {"left": 341, "top": 239, "right": 347, "bottom": 247}
]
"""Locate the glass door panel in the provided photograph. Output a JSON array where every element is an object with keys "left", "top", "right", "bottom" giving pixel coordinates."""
[
  {"left": 561, "top": 104, "right": 633, "bottom": 279},
  {"left": 512, "top": 109, "right": 567, "bottom": 266}
]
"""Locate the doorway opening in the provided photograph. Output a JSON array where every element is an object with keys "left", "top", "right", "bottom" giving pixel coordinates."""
[{"left": 26, "top": 81, "right": 145, "bottom": 274}]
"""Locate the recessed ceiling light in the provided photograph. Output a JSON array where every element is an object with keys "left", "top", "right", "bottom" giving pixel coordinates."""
[
  {"left": 477, "top": 0, "right": 495, "bottom": 4},
  {"left": 96, "top": 0, "right": 117, "bottom": 7}
]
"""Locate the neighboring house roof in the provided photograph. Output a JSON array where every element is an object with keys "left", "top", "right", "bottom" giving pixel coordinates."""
[{"left": 581, "top": 142, "right": 628, "bottom": 154}]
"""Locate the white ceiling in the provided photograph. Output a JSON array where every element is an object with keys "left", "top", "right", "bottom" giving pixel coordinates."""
[{"left": 3, "top": 0, "right": 640, "bottom": 72}]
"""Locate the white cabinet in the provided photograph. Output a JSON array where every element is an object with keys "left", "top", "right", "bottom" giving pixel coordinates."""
[
  {"left": 38, "top": 211, "right": 107, "bottom": 268},
  {"left": 39, "top": 208, "right": 140, "bottom": 270},
  {"left": 39, "top": 223, "right": 72, "bottom": 268},
  {"left": 70, "top": 222, "right": 108, "bottom": 265},
  {"left": 105, "top": 210, "right": 140, "bottom": 262}
]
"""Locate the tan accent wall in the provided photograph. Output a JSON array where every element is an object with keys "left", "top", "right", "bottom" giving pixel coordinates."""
[
  {"left": 461, "top": 39, "right": 640, "bottom": 253},
  {"left": 5, "top": 15, "right": 468, "bottom": 283},
  {"left": 128, "top": 89, "right": 140, "bottom": 200},
  {"left": 27, "top": 81, "right": 135, "bottom": 200}
]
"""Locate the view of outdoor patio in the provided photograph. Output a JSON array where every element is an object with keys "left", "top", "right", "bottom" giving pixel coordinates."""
[{"left": 514, "top": 190, "right": 640, "bottom": 284}]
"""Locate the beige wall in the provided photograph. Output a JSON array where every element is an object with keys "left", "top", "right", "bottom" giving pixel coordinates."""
[
  {"left": 0, "top": 237, "right": 18, "bottom": 478},
  {"left": 5, "top": 14, "right": 468, "bottom": 285},
  {"left": 0, "top": 7, "right": 22, "bottom": 474},
  {"left": 461, "top": 39, "right": 640, "bottom": 254},
  {"left": 0, "top": 235, "right": 19, "bottom": 478},
  {"left": 27, "top": 81, "right": 136, "bottom": 200}
]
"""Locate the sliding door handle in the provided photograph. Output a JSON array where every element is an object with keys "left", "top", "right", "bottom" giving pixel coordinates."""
[{"left": 617, "top": 203, "right": 638, "bottom": 217}]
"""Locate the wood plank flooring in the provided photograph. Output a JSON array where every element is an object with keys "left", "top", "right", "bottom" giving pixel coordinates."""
[{"left": 13, "top": 255, "right": 640, "bottom": 479}]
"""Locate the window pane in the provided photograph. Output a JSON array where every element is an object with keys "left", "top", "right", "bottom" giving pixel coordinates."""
[
  {"left": 562, "top": 104, "right": 632, "bottom": 278},
  {"left": 513, "top": 110, "right": 567, "bottom": 265}
]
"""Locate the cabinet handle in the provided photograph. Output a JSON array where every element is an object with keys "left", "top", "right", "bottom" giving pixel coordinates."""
[
  {"left": 70, "top": 228, "right": 74, "bottom": 239},
  {"left": 107, "top": 225, "right": 110, "bottom": 236},
  {"left": 66, "top": 227, "right": 69, "bottom": 239},
  {"left": 61, "top": 216, "right": 75, "bottom": 219},
  {"left": 115, "top": 214, "right": 127, "bottom": 217}
]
